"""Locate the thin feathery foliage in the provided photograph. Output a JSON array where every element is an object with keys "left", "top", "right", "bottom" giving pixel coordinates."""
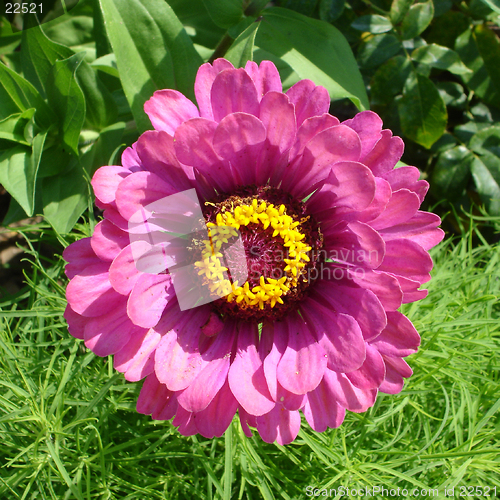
[{"left": 0, "top": 219, "right": 499, "bottom": 499}]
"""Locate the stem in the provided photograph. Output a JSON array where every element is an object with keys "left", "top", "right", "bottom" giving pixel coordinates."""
[
  {"left": 209, "top": 32, "right": 234, "bottom": 64},
  {"left": 223, "top": 422, "right": 233, "bottom": 500}
]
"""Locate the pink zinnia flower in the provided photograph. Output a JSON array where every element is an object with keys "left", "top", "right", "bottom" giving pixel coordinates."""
[{"left": 64, "top": 59, "right": 444, "bottom": 445}]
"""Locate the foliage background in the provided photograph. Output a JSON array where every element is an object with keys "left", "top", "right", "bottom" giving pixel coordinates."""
[{"left": 0, "top": 0, "right": 499, "bottom": 497}]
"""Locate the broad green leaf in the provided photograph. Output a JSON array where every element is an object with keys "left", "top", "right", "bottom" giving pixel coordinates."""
[
  {"left": 436, "top": 81, "right": 466, "bottom": 108},
  {"left": 455, "top": 26, "right": 500, "bottom": 110},
  {"left": 470, "top": 153, "right": 500, "bottom": 215},
  {"left": 351, "top": 15, "right": 393, "bottom": 34},
  {"left": 226, "top": 20, "right": 260, "bottom": 67},
  {"left": 37, "top": 145, "right": 73, "bottom": 178},
  {"left": 91, "top": 54, "right": 119, "bottom": 78},
  {"left": 46, "top": 53, "right": 86, "bottom": 156},
  {"left": 431, "top": 146, "right": 472, "bottom": 200},
  {"left": 44, "top": 16, "right": 94, "bottom": 47},
  {"left": 390, "top": 0, "right": 413, "bottom": 25},
  {"left": 202, "top": 0, "right": 245, "bottom": 29},
  {"left": 277, "top": 0, "right": 318, "bottom": 16},
  {"left": 398, "top": 72, "right": 447, "bottom": 148},
  {"left": 477, "top": 0, "right": 500, "bottom": 14},
  {"left": 412, "top": 44, "right": 472, "bottom": 75},
  {"left": 256, "top": 7, "right": 369, "bottom": 110},
  {"left": 0, "top": 62, "right": 52, "bottom": 128},
  {"left": 99, "top": 0, "right": 202, "bottom": 132},
  {"left": 0, "top": 131, "right": 46, "bottom": 217},
  {"left": 400, "top": 0, "right": 434, "bottom": 40},
  {"left": 357, "top": 34, "right": 402, "bottom": 69},
  {"left": 0, "top": 109, "right": 35, "bottom": 145},
  {"left": 319, "top": 0, "right": 345, "bottom": 23},
  {"left": 469, "top": 126, "right": 500, "bottom": 157},
  {"left": 370, "top": 55, "right": 411, "bottom": 106}
]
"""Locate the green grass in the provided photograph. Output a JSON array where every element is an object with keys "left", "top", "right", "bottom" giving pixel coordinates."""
[{"left": 0, "top": 219, "right": 499, "bottom": 499}]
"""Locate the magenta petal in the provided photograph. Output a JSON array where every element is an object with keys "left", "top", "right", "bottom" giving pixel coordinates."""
[
  {"left": 194, "top": 59, "right": 234, "bottom": 120},
  {"left": 211, "top": 68, "right": 260, "bottom": 122},
  {"left": 245, "top": 60, "right": 282, "bottom": 96},
  {"left": 154, "top": 307, "right": 210, "bottom": 391},
  {"left": 66, "top": 263, "right": 123, "bottom": 317},
  {"left": 239, "top": 408, "right": 258, "bottom": 437},
  {"left": 262, "top": 322, "right": 287, "bottom": 401},
  {"left": 84, "top": 299, "right": 144, "bottom": 357},
  {"left": 121, "top": 144, "right": 142, "bottom": 171},
  {"left": 92, "top": 166, "right": 130, "bottom": 205},
  {"left": 345, "top": 344, "right": 385, "bottom": 390},
  {"left": 286, "top": 79, "right": 330, "bottom": 126},
  {"left": 256, "top": 405, "right": 301, "bottom": 445},
  {"left": 137, "top": 372, "right": 172, "bottom": 415},
  {"left": 213, "top": 112, "right": 267, "bottom": 186},
  {"left": 201, "top": 312, "right": 225, "bottom": 337},
  {"left": 370, "top": 189, "right": 421, "bottom": 231},
  {"left": 396, "top": 274, "right": 429, "bottom": 303},
  {"left": 115, "top": 171, "right": 177, "bottom": 221},
  {"left": 127, "top": 273, "right": 173, "bottom": 328},
  {"left": 357, "top": 177, "right": 392, "bottom": 223},
  {"left": 63, "top": 238, "right": 99, "bottom": 279},
  {"left": 301, "top": 298, "right": 366, "bottom": 373},
  {"left": 371, "top": 311, "right": 420, "bottom": 357},
  {"left": 363, "top": 130, "right": 404, "bottom": 176},
  {"left": 349, "top": 269, "right": 403, "bottom": 311},
  {"left": 290, "top": 114, "right": 340, "bottom": 159},
  {"left": 64, "top": 304, "right": 86, "bottom": 340},
  {"left": 343, "top": 111, "right": 383, "bottom": 161},
  {"left": 380, "top": 211, "right": 445, "bottom": 250},
  {"left": 378, "top": 356, "right": 412, "bottom": 394},
  {"left": 384, "top": 166, "right": 429, "bottom": 202},
  {"left": 90, "top": 220, "right": 129, "bottom": 262},
  {"left": 144, "top": 89, "right": 199, "bottom": 134},
  {"left": 193, "top": 380, "right": 238, "bottom": 438},
  {"left": 108, "top": 243, "right": 147, "bottom": 295},
  {"left": 173, "top": 406, "right": 198, "bottom": 435},
  {"left": 228, "top": 323, "right": 275, "bottom": 416},
  {"left": 276, "top": 383, "right": 306, "bottom": 411},
  {"left": 277, "top": 313, "right": 327, "bottom": 395},
  {"left": 303, "top": 380, "right": 346, "bottom": 432},
  {"left": 377, "top": 239, "right": 433, "bottom": 284}
]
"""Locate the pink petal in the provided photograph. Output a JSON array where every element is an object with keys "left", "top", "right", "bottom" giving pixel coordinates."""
[
  {"left": 239, "top": 408, "right": 258, "bottom": 437},
  {"left": 303, "top": 381, "right": 346, "bottom": 432},
  {"left": 370, "top": 311, "right": 420, "bottom": 357},
  {"left": 137, "top": 372, "right": 174, "bottom": 416},
  {"left": 84, "top": 299, "right": 145, "bottom": 357},
  {"left": 244, "top": 60, "right": 282, "bottom": 97},
  {"left": 66, "top": 263, "right": 123, "bottom": 317},
  {"left": 108, "top": 242, "right": 148, "bottom": 295},
  {"left": 64, "top": 304, "right": 86, "bottom": 340},
  {"left": 90, "top": 220, "right": 129, "bottom": 262},
  {"left": 173, "top": 406, "right": 198, "bottom": 436},
  {"left": 370, "top": 189, "right": 421, "bottom": 231},
  {"left": 228, "top": 323, "right": 275, "bottom": 416},
  {"left": 343, "top": 111, "right": 383, "bottom": 161},
  {"left": 290, "top": 114, "right": 340, "bottom": 159},
  {"left": 286, "top": 79, "right": 330, "bottom": 126},
  {"left": 395, "top": 274, "right": 429, "bottom": 303},
  {"left": 262, "top": 322, "right": 287, "bottom": 401},
  {"left": 211, "top": 68, "right": 260, "bottom": 122},
  {"left": 363, "top": 130, "right": 404, "bottom": 176},
  {"left": 63, "top": 238, "right": 99, "bottom": 279},
  {"left": 377, "top": 240, "right": 433, "bottom": 284},
  {"left": 383, "top": 166, "right": 429, "bottom": 202},
  {"left": 276, "top": 383, "right": 305, "bottom": 411},
  {"left": 213, "top": 112, "right": 267, "bottom": 186},
  {"left": 127, "top": 273, "right": 173, "bottom": 328},
  {"left": 121, "top": 144, "right": 142, "bottom": 171},
  {"left": 256, "top": 405, "right": 302, "bottom": 445},
  {"left": 379, "top": 211, "right": 445, "bottom": 251},
  {"left": 115, "top": 171, "right": 178, "bottom": 221},
  {"left": 346, "top": 344, "right": 385, "bottom": 390},
  {"left": 277, "top": 312, "right": 327, "bottom": 395},
  {"left": 144, "top": 89, "right": 199, "bottom": 134},
  {"left": 91, "top": 166, "right": 131, "bottom": 205},
  {"left": 201, "top": 312, "right": 225, "bottom": 337},
  {"left": 301, "top": 298, "right": 366, "bottom": 373},
  {"left": 193, "top": 380, "right": 239, "bottom": 438},
  {"left": 357, "top": 177, "right": 392, "bottom": 223},
  {"left": 195, "top": 59, "right": 234, "bottom": 120},
  {"left": 379, "top": 356, "right": 412, "bottom": 394},
  {"left": 174, "top": 117, "right": 236, "bottom": 192}
]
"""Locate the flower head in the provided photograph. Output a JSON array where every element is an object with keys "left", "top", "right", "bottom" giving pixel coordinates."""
[{"left": 64, "top": 59, "right": 444, "bottom": 445}]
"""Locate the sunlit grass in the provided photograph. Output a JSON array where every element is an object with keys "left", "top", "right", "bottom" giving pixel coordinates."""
[{"left": 0, "top": 218, "right": 499, "bottom": 499}]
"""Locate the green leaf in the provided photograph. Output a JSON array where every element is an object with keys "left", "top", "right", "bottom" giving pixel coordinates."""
[
  {"left": 436, "top": 81, "right": 466, "bottom": 108},
  {"left": 99, "top": 0, "right": 202, "bottom": 132},
  {"left": 412, "top": 44, "right": 472, "bottom": 75},
  {"left": 357, "top": 34, "right": 402, "bottom": 69},
  {"left": 0, "top": 109, "right": 35, "bottom": 145},
  {"left": 0, "top": 62, "right": 52, "bottom": 128},
  {"left": 400, "top": 0, "right": 434, "bottom": 41},
  {"left": 431, "top": 146, "right": 472, "bottom": 200},
  {"left": 370, "top": 55, "right": 411, "bottom": 106},
  {"left": 477, "top": 0, "right": 500, "bottom": 14},
  {"left": 256, "top": 7, "right": 369, "bottom": 110},
  {"left": 351, "top": 15, "right": 393, "bottom": 34},
  {"left": 398, "top": 71, "right": 447, "bottom": 148},
  {"left": 91, "top": 54, "right": 119, "bottom": 78},
  {"left": 470, "top": 153, "right": 500, "bottom": 215},
  {"left": 469, "top": 126, "right": 500, "bottom": 157},
  {"left": 390, "top": 0, "right": 413, "bottom": 25},
  {"left": 0, "top": 130, "right": 46, "bottom": 217},
  {"left": 456, "top": 26, "right": 500, "bottom": 110},
  {"left": 277, "top": 0, "right": 319, "bottom": 16},
  {"left": 201, "top": 0, "right": 245, "bottom": 29},
  {"left": 46, "top": 53, "right": 86, "bottom": 156},
  {"left": 44, "top": 16, "right": 94, "bottom": 47},
  {"left": 226, "top": 20, "right": 260, "bottom": 68},
  {"left": 319, "top": 0, "right": 345, "bottom": 23}
]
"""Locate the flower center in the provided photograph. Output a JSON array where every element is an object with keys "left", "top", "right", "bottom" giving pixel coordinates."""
[{"left": 194, "top": 187, "right": 323, "bottom": 321}]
